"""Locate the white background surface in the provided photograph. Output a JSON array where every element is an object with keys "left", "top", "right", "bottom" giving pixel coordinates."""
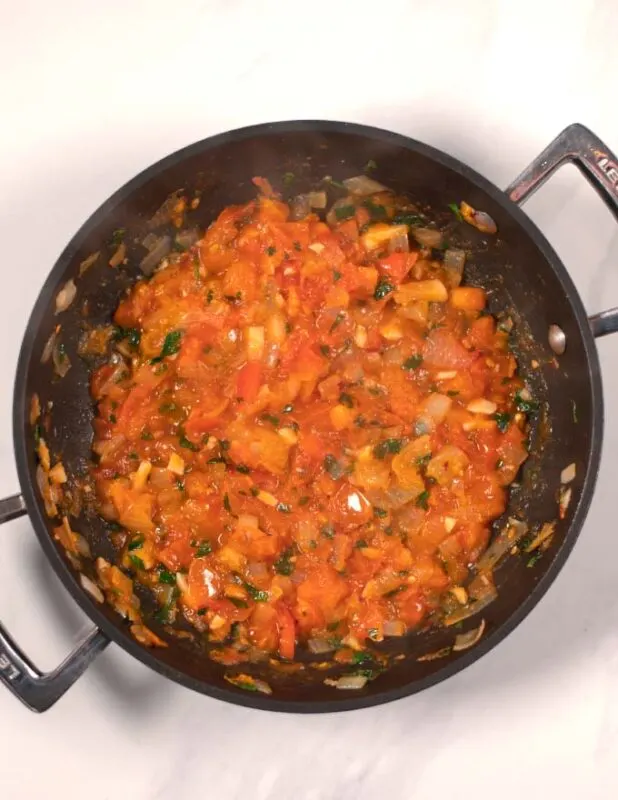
[{"left": 1, "top": 1, "right": 618, "bottom": 797}]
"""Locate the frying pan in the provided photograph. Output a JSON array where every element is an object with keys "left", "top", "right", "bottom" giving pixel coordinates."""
[{"left": 1, "top": 121, "right": 617, "bottom": 713}]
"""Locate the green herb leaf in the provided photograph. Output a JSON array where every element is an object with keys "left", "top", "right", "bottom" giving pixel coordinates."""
[
  {"left": 235, "top": 464, "right": 251, "bottom": 475},
  {"left": 373, "top": 438, "right": 404, "bottom": 459},
  {"left": 141, "top": 430, "right": 153, "bottom": 440},
  {"left": 261, "top": 413, "right": 280, "bottom": 427},
  {"left": 223, "top": 493, "right": 232, "bottom": 513},
  {"left": 195, "top": 541, "right": 212, "bottom": 557},
  {"left": 128, "top": 554, "right": 145, "bottom": 571},
  {"left": 362, "top": 199, "right": 387, "bottom": 220},
  {"left": 330, "top": 311, "right": 345, "bottom": 332},
  {"left": 151, "top": 330, "right": 182, "bottom": 364},
  {"left": 374, "top": 277, "right": 395, "bottom": 301},
  {"left": 266, "top": 245, "right": 277, "bottom": 256},
  {"left": 128, "top": 536, "right": 144, "bottom": 551},
  {"left": 494, "top": 411, "right": 512, "bottom": 433},
  {"left": 416, "top": 490, "right": 430, "bottom": 510},
  {"left": 514, "top": 391, "right": 539, "bottom": 413},
  {"left": 333, "top": 270, "right": 342, "bottom": 282},
  {"left": 527, "top": 553, "right": 542, "bottom": 568},
  {"left": 415, "top": 453, "right": 432, "bottom": 468},
  {"left": 402, "top": 354, "right": 423, "bottom": 371},
  {"left": 159, "top": 401, "right": 177, "bottom": 413},
  {"left": 335, "top": 205, "right": 356, "bottom": 221},
  {"left": 243, "top": 581, "right": 269, "bottom": 602},
  {"left": 321, "top": 523, "right": 335, "bottom": 539},
  {"left": 448, "top": 202, "right": 463, "bottom": 221},
  {"left": 179, "top": 434, "right": 198, "bottom": 451},
  {"left": 355, "top": 539, "right": 368, "bottom": 549},
  {"left": 373, "top": 507, "right": 388, "bottom": 518},
  {"left": 352, "top": 650, "right": 372, "bottom": 664},
  {"left": 392, "top": 212, "right": 424, "bottom": 226},
  {"left": 324, "top": 454, "right": 344, "bottom": 479},
  {"left": 320, "top": 344, "right": 331, "bottom": 357},
  {"left": 274, "top": 547, "right": 295, "bottom": 576},
  {"left": 229, "top": 597, "right": 249, "bottom": 608},
  {"left": 158, "top": 569, "right": 176, "bottom": 585},
  {"left": 338, "top": 392, "right": 354, "bottom": 408}
]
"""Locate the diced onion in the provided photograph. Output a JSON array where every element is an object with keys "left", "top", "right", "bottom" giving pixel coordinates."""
[
  {"left": 466, "top": 398, "right": 497, "bottom": 415},
  {"left": 326, "top": 674, "right": 369, "bottom": 690},
  {"left": 308, "top": 638, "right": 334, "bottom": 654},
  {"left": 175, "top": 228, "right": 200, "bottom": 250},
  {"left": 41, "top": 328, "right": 58, "bottom": 364},
  {"left": 388, "top": 229, "right": 410, "bottom": 253},
  {"left": 80, "top": 574, "right": 104, "bottom": 603},
  {"left": 383, "top": 620, "right": 406, "bottom": 637},
  {"left": 167, "top": 453, "right": 185, "bottom": 475},
  {"left": 524, "top": 521, "right": 556, "bottom": 552},
  {"left": 444, "top": 585, "right": 497, "bottom": 625},
  {"left": 411, "top": 227, "right": 443, "bottom": 248},
  {"left": 460, "top": 202, "right": 497, "bottom": 234},
  {"left": 140, "top": 235, "right": 172, "bottom": 275},
  {"left": 561, "top": 462, "right": 576, "bottom": 484},
  {"left": 422, "top": 393, "right": 452, "bottom": 424},
  {"left": 453, "top": 619, "right": 486, "bottom": 651},
  {"left": 290, "top": 194, "right": 311, "bottom": 220},
  {"left": 55, "top": 279, "right": 77, "bottom": 314},
  {"left": 53, "top": 338, "right": 71, "bottom": 378},
  {"left": 237, "top": 514, "right": 259, "bottom": 529},
  {"left": 307, "top": 191, "right": 327, "bottom": 209},
  {"left": 443, "top": 249, "right": 466, "bottom": 287},
  {"left": 247, "top": 326, "right": 265, "bottom": 361},
  {"left": 342, "top": 175, "right": 389, "bottom": 196},
  {"left": 477, "top": 517, "right": 528, "bottom": 572},
  {"left": 79, "top": 251, "right": 100, "bottom": 276},
  {"left": 176, "top": 572, "right": 189, "bottom": 594},
  {"left": 109, "top": 242, "right": 126, "bottom": 268}
]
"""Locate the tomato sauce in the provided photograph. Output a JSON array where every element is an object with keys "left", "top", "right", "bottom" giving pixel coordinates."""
[{"left": 91, "top": 181, "right": 529, "bottom": 662}]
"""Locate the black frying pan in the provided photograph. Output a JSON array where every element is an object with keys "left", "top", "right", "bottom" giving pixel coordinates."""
[{"left": 1, "top": 121, "right": 617, "bottom": 713}]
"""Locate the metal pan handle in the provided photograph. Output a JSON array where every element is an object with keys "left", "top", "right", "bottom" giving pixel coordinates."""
[
  {"left": 0, "top": 494, "right": 109, "bottom": 712},
  {"left": 506, "top": 123, "right": 618, "bottom": 338}
]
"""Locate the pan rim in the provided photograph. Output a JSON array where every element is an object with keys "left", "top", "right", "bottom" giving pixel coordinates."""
[{"left": 11, "top": 119, "right": 604, "bottom": 713}]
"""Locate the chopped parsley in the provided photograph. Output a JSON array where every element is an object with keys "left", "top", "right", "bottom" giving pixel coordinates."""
[
  {"left": 243, "top": 581, "right": 268, "bottom": 602},
  {"left": 514, "top": 391, "right": 539, "bottom": 413},
  {"left": 179, "top": 434, "right": 198, "bottom": 451},
  {"left": 320, "top": 344, "right": 331, "bottom": 357},
  {"left": 330, "top": 312, "right": 345, "bottom": 332},
  {"left": 416, "top": 490, "right": 430, "bottom": 510},
  {"left": 374, "top": 277, "right": 395, "bottom": 301},
  {"left": 266, "top": 246, "right": 277, "bottom": 256},
  {"left": 274, "top": 547, "right": 295, "bottom": 576},
  {"left": 195, "top": 541, "right": 212, "bottom": 557},
  {"left": 159, "top": 401, "right": 177, "bottom": 413},
  {"left": 151, "top": 330, "right": 182, "bottom": 363},
  {"left": 373, "top": 507, "right": 388, "bottom": 518},
  {"left": 352, "top": 650, "right": 373, "bottom": 664},
  {"left": 355, "top": 539, "right": 368, "bottom": 549},
  {"left": 158, "top": 569, "right": 176, "bottom": 585},
  {"left": 261, "top": 413, "right": 280, "bottom": 426},
  {"left": 373, "top": 438, "right": 404, "bottom": 459},
  {"left": 448, "top": 202, "right": 463, "bottom": 221},
  {"left": 128, "top": 536, "right": 144, "bottom": 551},
  {"left": 323, "top": 454, "right": 344, "bottom": 479},
  {"left": 362, "top": 199, "right": 387, "bottom": 220},
  {"left": 333, "top": 270, "right": 342, "bottom": 282},
  {"left": 223, "top": 493, "right": 232, "bottom": 513},
  {"left": 339, "top": 392, "right": 354, "bottom": 408},
  {"left": 335, "top": 204, "right": 356, "bottom": 221},
  {"left": 235, "top": 464, "right": 251, "bottom": 475},
  {"left": 128, "top": 554, "right": 145, "bottom": 571},
  {"left": 415, "top": 453, "right": 432, "bottom": 468},
  {"left": 321, "top": 523, "right": 335, "bottom": 539},
  {"left": 113, "top": 326, "right": 141, "bottom": 350},
  {"left": 392, "top": 212, "right": 424, "bottom": 226},
  {"left": 402, "top": 354, "right": 423, "bottom": 371},
  {"left": 494, "top": 411, "right": 512, "bottom": 433}
]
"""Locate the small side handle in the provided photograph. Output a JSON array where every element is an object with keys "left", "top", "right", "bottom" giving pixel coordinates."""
[
  {"left": 0, "top": 494, "right": 109, "bottom": 712},
  {"left": 506, "top": 123, "right": 618, "bottom": 338}
]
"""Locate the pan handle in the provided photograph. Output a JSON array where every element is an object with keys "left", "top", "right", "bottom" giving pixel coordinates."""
[
  {"left": 0, "top": 494, "right": 109, "bottom": 712},
  {"left": 506, "top": 123, "right": 618, "bottom": 338}
]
